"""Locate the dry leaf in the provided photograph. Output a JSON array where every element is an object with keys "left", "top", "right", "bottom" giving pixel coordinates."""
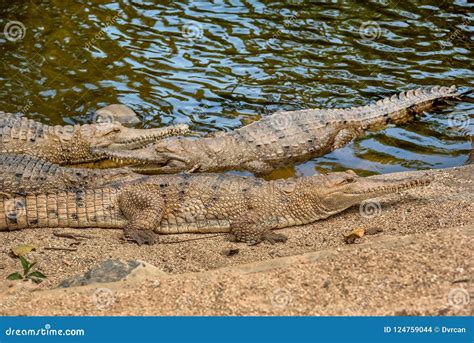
[
  {"left": 343, "top": 228, "right": 365, "bottom": 244},
  {"left": 11, "top": 244, "right": 36, "bottom": 257}
]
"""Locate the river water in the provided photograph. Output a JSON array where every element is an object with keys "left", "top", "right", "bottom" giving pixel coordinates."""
[{"left": 0, "top": 0, "right": 472, "bottom": 178}]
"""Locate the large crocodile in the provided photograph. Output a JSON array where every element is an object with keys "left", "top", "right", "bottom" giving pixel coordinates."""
[
  {"left": 0, "top": 155, "right": 431, "bottom": 244},
  {"left": 0, "top": 112, "right": 189, "bottom": 165},
  {"left": 95, "top": 86, "right": 468, "bottom": 174}
]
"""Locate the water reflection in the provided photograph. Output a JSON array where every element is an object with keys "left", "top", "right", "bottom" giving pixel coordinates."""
[{"left": 0, "top": 0, "right": 472, "bottom": 177}]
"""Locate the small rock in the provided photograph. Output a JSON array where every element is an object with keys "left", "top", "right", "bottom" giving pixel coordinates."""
[
  {"left": 438, "top": 307, "right": 450, "bottom": 315},
  {"left": 95, "top": 104, "right": 140, "bottom": 126},
  {"left": 58, "top": 259, "right": 166, "bottom": 288},
  {"left": 365, "top": 227, "right": 383, "bottom": 236},
  {"left": 394, "top": 309, "right": 409, "bottom": 316},
  {"left": 58, "top": 259, "right": 140, "bottom": 288},
  {"left": 221, "top": 248, "right": 240, "bottom": 257}
]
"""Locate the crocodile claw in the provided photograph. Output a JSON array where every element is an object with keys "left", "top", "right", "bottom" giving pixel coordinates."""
[{"left": 122, "top": 228, "right": 158, "bottom": 245}]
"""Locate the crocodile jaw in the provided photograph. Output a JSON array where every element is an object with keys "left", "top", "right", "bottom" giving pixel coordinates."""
[
  {"left": 108, "top": 124, "right": 190, "bottom": 149},
  {"left": 92, "top": 123, "right": 189, "bottom": 150},
  {"left": 319, "top": 172, "right": 432, "bottom": 215},
  {"left": 64, "top": 123, "right": 190, "bottom": 166},
  {"left": 91, "top": 136, "right": 199, "bottom": 172},
  {"left": 90, "top": 143, "right": 182, "bottom": 170}
]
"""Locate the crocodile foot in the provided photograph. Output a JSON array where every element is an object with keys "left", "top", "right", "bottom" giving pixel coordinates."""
[{"left": 123, "top": 228, "right": 158, "bottom": 246}]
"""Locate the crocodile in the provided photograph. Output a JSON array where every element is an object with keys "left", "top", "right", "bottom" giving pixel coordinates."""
[
  {"left": 0, "top": 154, "right": 140, "bottom": 194},
  {"left": 94, "top": 85, "right": 469, "bottom": 174},
  {"left": 0, "top": 157, "right": 431, "bottom": 244},
  {"left": 0, "top": 112, "right": 189, "bottom": 165}
]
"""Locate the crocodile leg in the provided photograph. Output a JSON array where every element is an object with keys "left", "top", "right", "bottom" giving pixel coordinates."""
[
  {"left": 333, "top": 128, "right": 360, "bottom": 149},
  {"left": 118, "top": 187, "right": 164, "bottom": 245}
]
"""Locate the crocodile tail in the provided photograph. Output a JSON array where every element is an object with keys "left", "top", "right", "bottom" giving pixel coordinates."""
[
  {"left": 340, "top": 85, "right": 466, "bottom": 129},
  {"left": 0, "top": 190, "right": 126, "bottom": 231}
]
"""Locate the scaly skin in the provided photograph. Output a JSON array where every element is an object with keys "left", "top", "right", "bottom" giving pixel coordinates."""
[
  {"left": 0, "top": 158, "right": 431, "bottom": 244},
  {"left": 95, "top": 85, "right": 468, "bottom": 174},
  {"left": 0, "top": 112, "right": 189, "bottom": 165},
  {"left": 0, "top": 154, "right": 141, "bottom": 194}
]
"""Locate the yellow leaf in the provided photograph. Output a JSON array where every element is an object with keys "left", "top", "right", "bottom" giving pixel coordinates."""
[
  {"left": 11, "top": 244, "right": 36, "bottom": 257},
  {"left": 343, "top": 228, "right": 365, "bottom": 244}
]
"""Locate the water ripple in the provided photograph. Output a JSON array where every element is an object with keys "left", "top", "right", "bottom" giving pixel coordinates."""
[{"left": 0, "top": 0, "right": 472, "bottom": 177}]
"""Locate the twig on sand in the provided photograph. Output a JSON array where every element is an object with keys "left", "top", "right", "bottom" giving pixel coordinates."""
[
  {"left": 160, "top": 233, "right": 225, "bottom": 244},
  {"left": 44, "top": 247, "right": 78, "bottom": 252},
  {"left": 53, "top": 231, "right": 93, "bottom": 240}
]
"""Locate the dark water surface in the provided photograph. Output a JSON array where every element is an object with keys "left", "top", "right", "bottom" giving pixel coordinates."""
[{"left": 0, "top": 0, "right": 472, "bottom": 178}]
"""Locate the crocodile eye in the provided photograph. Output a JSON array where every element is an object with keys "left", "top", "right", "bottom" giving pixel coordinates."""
[
  {"left": 101, "top": 127, "right": 121, "bottom": 136},
  {"left": 342, "top": 177, "right": 355, "bottom": 184}
]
